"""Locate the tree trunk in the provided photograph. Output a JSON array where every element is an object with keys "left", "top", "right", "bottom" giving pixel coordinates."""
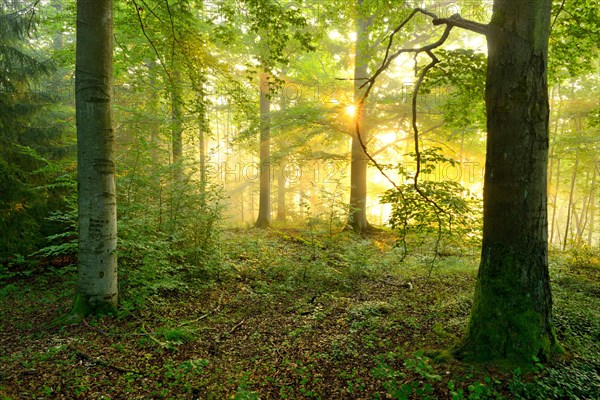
[
  {"left": 147, "top": 61, "right": 160, "bottom": 163},
  {"left": 51, "top": 1, "right": 63, "bottom": 51},
  {"left": 457, "top": 0, "right": 560, "bottom": 362},
  {"left": 198, "top": 89, "right": 208, "bottom": 191},
  {"left": 563, "top": 156, "right": 579, "bottom": 249},
  {"left": 277, "top": 160, "right": 287, "bottom": 222},
  {"left": 71, "top": 0, "right": 118, "bottom": 318},
  {"left": 171, "top": 71, "right": 183, "bottom": 182},
  {"left": 575, "top": 170, "right": 591, "bottom": 242},
  {"left": 587, "top": 168, "right": 596, "bottom": 246},
  {"left": 255, "top": 72, "right": 271, "bottom": 228},
  {"left": 550, "top": 158, "right": 561, "bottom": 246},
  {"left": 348, "top": 0, "right": 372, "bottom": 232}
]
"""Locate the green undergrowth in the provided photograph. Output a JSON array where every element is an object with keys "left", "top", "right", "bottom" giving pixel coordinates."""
[{"left": 0, "top": 229, "right": 598, "bottom": 399}]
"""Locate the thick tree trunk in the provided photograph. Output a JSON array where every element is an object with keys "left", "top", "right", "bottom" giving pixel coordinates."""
[
  {"left": 348, "top": 0, "right": 372, "bottom": 232},
  {"left": 255, "top": 72, "right": 271, "bottom": 228},
  {"left": 457, "top": 0, "right": 560, "bottom": 362},
  {"left": 72, "top": 0, "right": 118, "bottom": 318}
]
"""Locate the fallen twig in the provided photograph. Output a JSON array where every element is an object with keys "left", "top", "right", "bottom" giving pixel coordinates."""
[{"left": 68, "top": 345, "right": 140, "bottom": 374}]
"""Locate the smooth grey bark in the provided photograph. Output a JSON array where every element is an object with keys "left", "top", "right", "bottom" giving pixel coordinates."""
[
  {"left": 72, "top": 0, "right": 118, "bottom": 317},
  {"left": 348, "top": 0, "right": 372, "bottom": 232},
  {"left": 457, "top": 0, "right": 560, "bottom": 362},
  {"left": 255, "top": 72, "right": 271, "bottom": 228}
]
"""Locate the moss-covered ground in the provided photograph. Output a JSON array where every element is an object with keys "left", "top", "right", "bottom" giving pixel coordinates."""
[{"left": 1, "top": 228, "right": 598, "bottom": 399}]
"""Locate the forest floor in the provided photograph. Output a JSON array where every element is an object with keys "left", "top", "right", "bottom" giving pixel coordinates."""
[{"left": 1, "top": 228, "right": 599, "bottom": 399}]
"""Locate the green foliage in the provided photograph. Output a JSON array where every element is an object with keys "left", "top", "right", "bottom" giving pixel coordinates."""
[
  {"left": 235, "top": 374, "right": 260, "bottom": 400},
  {"left": 549, "top": 0, "right": 600, "bottom": 82},
  {"left": 157, "top": 326, "right": 196, "bottom": 346},
  {"left": 32, "top": 188, "right": 78, "bottom": 259},
  {"left": 0, "top": 3, "right": 74, "bottom": 261},
  {"left": 348, "top": 301, "right": 392, "bottom": 321},
  {"left": 508, "top": 353, "right": 600, "bottom": 399},
  {"left": 422, "top": 49, "right": 487, "bottom": 132},
  {"left": 381, "top": 148, "right": 482, "bottom": 257},
  {"left": 372, "top": 352, "right": 440, "bottom": 399},
  {"left": 448, "top": 377, "right": 503, "bottom": 400},
  {"left": 564, "top": 240, "right": 600, "bottom": 270},
  {"left": 243, "top": 0, "right": 316, "bottom": 70},
  {"left": 115, "top": 140, "right": 226, "bottom": 307}
]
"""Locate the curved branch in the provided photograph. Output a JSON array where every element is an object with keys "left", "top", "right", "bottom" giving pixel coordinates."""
[
  {"left": 432, "top": 13, "right": 490, "bottom": 36},
  {"left": 353, "top": 7, "right": 480, "bottom": 266},
  {"left": 131, "top": 0, "right": 173, "bottom": 84}
]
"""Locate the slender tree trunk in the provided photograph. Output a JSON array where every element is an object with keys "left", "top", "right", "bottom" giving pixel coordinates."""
[
  {"left": 457, "top": 0, "right": 560, "bottom": 362},
  {"left": 550, "top": 158, "right": 561, "bottom": 245},
  {"left": 588, "top": 168, "right": 597, "bottom": 246},
  {"left": 563, "top": 156, "right": 579, "bottom": 249},
  {"left": 198, "top": 89, "right": 208, "bottom": 191},
  {"left": 147, "top": 61, "right": 160, "bottom": 163},
  {"left": 255, "top": 72, "right": 271, "bottom": 228},
  {"left": 277, "top": 160, "right": 287, "bottom": 222},
  {"left": 575, "top": 170, "right": 591, "bottom": 242},
  {"left": 171, "top": 72, "right": 183, "bottom": 182},
  {"left": 251, "top": 187, "right": 256, "bottom": 223},
  {"left": 348, "top": 0, "right": 372, "bottom": 232},
  {"left": 71, "top": 0, "right": 118, "bottom": 318},
  {"left": 276, "top": 85, "right": 288, "bottom": 223},
  {"left": 51, "top": 1, "right": 63, "bottom": 50},
  {"left": 240, "top": 187, "right": 245, "bottom": 225},
  {"left": 199, "top": 120, "right": 207, "bottom": 187}
]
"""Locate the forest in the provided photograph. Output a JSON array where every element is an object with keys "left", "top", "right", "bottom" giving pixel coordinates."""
[{"left": 0, "top": 0, "right": 599, "bottom": 398}]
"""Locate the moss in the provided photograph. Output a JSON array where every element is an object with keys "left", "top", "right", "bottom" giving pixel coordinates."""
[
  {"left": 454, "top": 250, "right": 562, "bottom": 366},
  {"left": 432, "top": 349, "right": 453, "bottom": 364},
  {"left": 52, "top": 292, "right": 117, "bottom": 326}
]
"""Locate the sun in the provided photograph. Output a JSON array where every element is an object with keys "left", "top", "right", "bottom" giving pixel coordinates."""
[{"left": 345, "top": 104, "right": 357, "bottom": 117}]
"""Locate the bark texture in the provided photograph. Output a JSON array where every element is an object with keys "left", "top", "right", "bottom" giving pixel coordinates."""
[
  {"left": 348, "top": 0, "right": 372, "bottom": 232},
  {"left": 457, "top": 0, "right": 560, "bottom": 362},
  {"left": 255, "top": 72, "right": 271, "bottom": 228},
  {"left": 73, "top": 0, "right": 118, "bottom": 317}
]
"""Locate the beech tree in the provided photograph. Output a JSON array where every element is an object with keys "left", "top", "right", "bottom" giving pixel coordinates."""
[
  {"left": 70, "top": 0, "right": 118, "bottom": 318},
  {"left": 255, "top": 71, "right": 272, "bottom": 227},
  {"left": 348, "top": 0, "right": 373, "bottom": 232},
  {"left": 457, "top": 0, "right": 561, "bottom": 362},
  {"left": 361, "top": 0, "right": 561, "bottom": 362}
]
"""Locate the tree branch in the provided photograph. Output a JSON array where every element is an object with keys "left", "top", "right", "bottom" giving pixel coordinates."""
[
  {"left": 353, "top": 7, "right": 483, "bottom": 265},
  {"left": 432, "top": 13, "right": 490, "bottom": 36},
  {"left": 131, "top": 0, "right": 173, "bottom": 84}
]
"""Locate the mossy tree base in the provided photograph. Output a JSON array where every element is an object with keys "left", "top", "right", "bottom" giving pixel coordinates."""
[
  {"left": 454, "top": 246, "right": 562, "bottom": 365},
  {"left": 455, "top": 0, "right": 559, "bottom": 367},
  {"left": 55, "top": 292, "right": 118, "bottom": 325}
]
